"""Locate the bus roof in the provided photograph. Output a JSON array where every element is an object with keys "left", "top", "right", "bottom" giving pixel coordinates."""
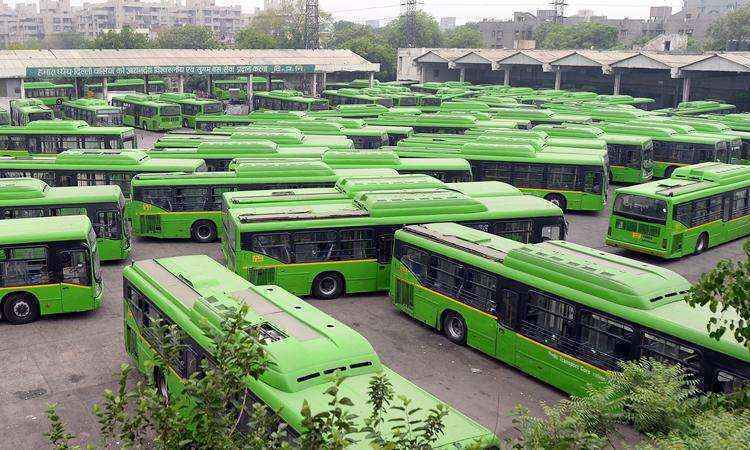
[
  {"left": 321, "top": 150, "right": 471, "bottom": 171},
  {"left": 0, "top": 177, "right": 121, "bottom": 204},
  {"left": 0, "top": 150, "right": 204, "bottom": 172},
  {"left": 0, "top": 121, "right": 133, "bottom": 136},
  {"left": 615, "top": 163, "right": 750, "bottom": 200},
  {"left": 0, "top": 215, "right": 91, "bottom": 244},
  {"left": 397, "top": 222, "right": 748, "bottom": 362}
]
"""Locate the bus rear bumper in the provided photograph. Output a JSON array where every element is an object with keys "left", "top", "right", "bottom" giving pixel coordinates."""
[{"left": 604, "top": 237, "right": 673, "bottom": 258}]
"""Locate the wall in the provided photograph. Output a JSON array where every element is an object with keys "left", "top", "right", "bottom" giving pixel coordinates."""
[{"left": 396, "top": 48, "right": 434, "bottom": 81}]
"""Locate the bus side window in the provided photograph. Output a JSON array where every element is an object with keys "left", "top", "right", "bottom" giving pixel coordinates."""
[
  {"left": 639, "top": 332, "right": 703, "bottom": 377},
  {"left": 498, "top": 289, "right": 519, "bottom": 328},
  {"left": 714, "top": 370, "right": 749, "bottom": 394},
  {"left": 397, "top": 243, "right": 427, "bottom": 278},
  {"left": 578, "top": 310, "right": 634, "bottom": 370},
  {"left": 521, "top": 290, "right": 576, "bottom": 348},
  {"left": 733, "top": 188, "right": 749, "bottom": 219}
]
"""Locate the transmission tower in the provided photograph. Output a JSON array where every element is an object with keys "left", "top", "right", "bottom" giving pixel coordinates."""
[
  {"left": 304, "top": 0, "right": 319, "bottom": 49},
  {"left": 402, "top": 0, "right": 422, "bottom": 48},
  {"left": 550, "top": 0, "right": 568, "bottom": 23}
]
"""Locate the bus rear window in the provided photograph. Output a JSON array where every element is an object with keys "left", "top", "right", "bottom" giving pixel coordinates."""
[
  {"left": 204, "top": 103, "right": 222, "bottom": 114},
  {"left": 614, "top": 194, "right": 667, "bottom": 223}
]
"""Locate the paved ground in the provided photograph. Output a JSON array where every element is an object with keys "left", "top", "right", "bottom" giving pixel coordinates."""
[{"left": 0, "top": 129, "right": 746, "bottom": 448}]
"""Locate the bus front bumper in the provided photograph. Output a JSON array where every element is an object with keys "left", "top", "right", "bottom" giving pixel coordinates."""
[{"left": 604, "top": 237, "right": 672, "bottom": 258}]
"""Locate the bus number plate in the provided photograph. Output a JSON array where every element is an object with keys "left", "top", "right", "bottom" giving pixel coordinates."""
[{"left": 632, "top": 232, "right": 642, "bottom": 239}]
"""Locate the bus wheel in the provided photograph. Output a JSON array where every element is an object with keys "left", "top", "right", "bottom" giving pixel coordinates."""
[
  {"left": 2, "top": 293, "right": 39, "bottom": 324},
  {"left": 312, "top": 272, "right": 344, "bottom": 300},
  {"left": 695, "top": 233, "right": 709, "bottom": 254},
  {"left": 544, "top": 194, "right": 567, "bottom": 212},
  {"left": 191, "top": 220, "right": 217, "bottom": 243},
  {"left": 154, "top": 368, "right": 169, "bottom": 403},
  {"left": 442, "top": 311, "right": 467, "bottom": 345},
  {"left": 664, "top": 166, "right": 677, "bottom": 178}
]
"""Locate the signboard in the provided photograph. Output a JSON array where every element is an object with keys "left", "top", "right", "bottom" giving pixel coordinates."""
[{"left": 26, "top": 64, "right": 316, "bottom": 78}]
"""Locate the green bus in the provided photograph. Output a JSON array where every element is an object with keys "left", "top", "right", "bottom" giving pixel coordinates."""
[
  {"left": 110, "top": 94, "right": 182, "bottom": 131},
  {"left": 23, "top": 81, "right": 75, "bottom": 107},
  {"left": 655, "top": 100, "right": 735, "bottom": 116},
  {"left": 155, "top": 130, "right": 354, "bottom": 150},
  {"left": 84, "top": 78, "right": 166, "bottom": 95},
  {"left": 0, "top": 178, "right": 129, "bottom": 261},
  {"left": 531, "top": 124, "right": 654, "bottom": 184},
  {"left": 214, "top": 122, "right": 388, "bottom": 150},
  {"left": 0, "top": 121, "right": 137, "bottom": 155},
  {"left": 323, "top": 89, "right": 394, "bottom": 107},
  {"left": 606, "top": 162, "right": 750, "bottom": 258},
  {"left": 159, "top": 92, "right": 223, "bottom": 128},
  {"left": 61, "top": 99, "right": 123, "bottom": 126},
  {"left": 319, "top": 150, "right": 472, "bottom": 182},
  {"left": 395, "top": 142, "right": 608, "bottom": 212},
  {"left": 391, "top": 222, "right": 748, "bottom": 396},
  {"left": 0, "top": 150, "right": 206, "bottom": 198},
  {"left": 252, "top": 90, "right": 329, "bottom": 111},
  {"left": 222, "top": 184, "right": 566, "bottom": 299},
  {"left": 193, "top": 111, "right": 307, "bottom": 132},
  {"left": 0, "top": 215, "right": 102, "bottom": 324},
  {"left": 9, "top": 99, "right": 55, "bottom": 126},
  {"left": 147, "top": 141, "right": 328, "bottom": 172},
  {"left": 599, "top": 123, "right": 736, "bottom": 178},
  {"left": 366, "top": 114, "right": 520, "bottom": 134},
  {"left": 0, "top": 108, "right": 9, "bottom": 127},
  {"left": 128, "top": 161, "right": 398, "bottom": 242},
  {"left": 309, "top": 104, "right": 390, "bottom": 119},
  {"left": 122, "top": 254, "right": 499, "bottom": 447},
  {"left": 211, "top": 76, "right": 285, "bottom": 102}
]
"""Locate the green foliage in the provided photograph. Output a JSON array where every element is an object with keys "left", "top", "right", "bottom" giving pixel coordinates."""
[
  {"left": 638, "top": 409, "right": 750, "bottom": 450},
  {"left": 88, "top": 26, "right": 150, "bottom": 49},
  {"left": 444, "top": 24, "right": 484, "bottom": 49},
  {"left": 249, "top": 0, "right": 331, "bottom": 49},
  {"left": 43, "top": 32, "right": 91, "bottom": 49},
  {"left": 5, "top": 39, "right": 43, "bottom": 50},
  {"left": 534, "top": 22, "right": 619, "bottom": 50},
  {"left": 235, "top": 28, "right": 278, "bottom": 49},
  {"left": 705, "top": 5, "right": 750, "bottom": 50},
  {"left": 44, "top": 404, "right": 79, "bottom": 450},
  {"left": 687, "top": 240, "right": 750, "bottom": 349},
  {"left": 153, "top": 25, "right": 221, "bottom": 49},
  {"left": 383, "top": 12, "right": 444, "bottom": 49},
  {"left": 324, "top": 21, "right": 397, "bottom": 81}
]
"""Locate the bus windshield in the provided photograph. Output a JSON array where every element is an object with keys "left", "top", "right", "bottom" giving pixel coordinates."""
[
  {"left": 161, "top": 106, "right": 181, "bottom": 116},
  {"left": 88, "top": 228, "right": 102, "bottom": 283},
  {"left": 204, "top": 103, "right": 222, "bottom": 114},
  {"left": 614, "top": 194, "right": 667, "bottom": 223}
]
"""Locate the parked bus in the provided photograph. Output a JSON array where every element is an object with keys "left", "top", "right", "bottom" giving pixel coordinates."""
[
  {"left": 155, "top": 130, "right": 354, "bottom": 150},
  {"left": 9, "top": 99, "right": 55, "bottom": 126},
  {"left": 0, "top": 150, "right": 206, "bottom": 198},
  {"left": 61, "top": 99, "right": 123, "bottom": 126},
  {"left": 211, "top": 76, "right": 285, "bottom": 102},
  {"left": 0, "top": 108, "right": 8, "bottom": 127},
  {"left": 159, "top": 92, "right": 223, "bottom": 128},
  {"left": 222, "top": 184, "right": 566, "bottom": 299},
  {"left": 606, "top": 162, "right": 750, "bottom": 258},
  {"left": 193, "top": 111, "right": 307, "bottom": 132},
  {"left": 323, "top": 89, "right": 394, "bottom": 107},
  {"left": 214, "top": 122, "right": 388, "bottom": 150},
  {"left": 366, "top": 113, "right": 519, "bottom": 134},
  {"left": 0, "top": 178, "right": 129, "bottom": 261},
  {"left": 0, "top": 121, "right": 136, "bottom": 155},
  {"left": 129, "top": 161, "right": 400, "bottom": 242},
  {"left": 23, "top": 81, "right": 75, "bottom": 107},
  {"left": 391, "top": 222, "right": 748, "bottom": 396},
  {"left": 395, "top": 142, "right": 608, "bottom": 212},
  {"left": 252, "top": 90, "right": 329, "bottom": 111},
  {"left": 111, "top": 94, "right": 182, "bottom": 131},
  {"left": 318, "top": 150, "right": 472, "bottom": 182},
  {"left": 147, "top": 141, "right": 327, "bottom": 171},
  {"left": 599, "top": 123, "right": 737, "bottom": 178},
  {"left": 122, "top": 254, "right": 499, "bottom": 447},
  {"left": 0, "top": 215, "right": 102, "bottom": 324},
  {"left": 84, "top": 78, "right": 166, "bottom": 95}
]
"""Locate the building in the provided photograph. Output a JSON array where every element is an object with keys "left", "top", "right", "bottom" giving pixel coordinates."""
[{"left": 439, "top": 17, "right": 456, "bottom": 31}]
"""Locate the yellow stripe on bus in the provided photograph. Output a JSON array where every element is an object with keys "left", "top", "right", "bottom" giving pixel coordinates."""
[
  {"left": 395, "top": 276, "right": 496, "bottom": 320},
  {"left": 257, "top": 258, "right": 378, "bottom": 269}
]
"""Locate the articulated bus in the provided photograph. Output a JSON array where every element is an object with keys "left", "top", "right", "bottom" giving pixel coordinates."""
[
  {"left": 221, "top": 182, "right": 566, "bottom": 299},
  {"left": 606, "top": 162, "right": 750, "bottom": 258},
  {"left": 0, "top": 121, "right": 136, "bottom": 155},
  {"left": 599, "top": 123, "right": 737, "bottom": 178},
  {"left": 111, "top": 94, "right": 182, "bottom": 131},
  {"left": 531, "top": 124, "right": 654, "bottom": 184},
  {"left": 395, "top": 142, "right": 608, "bottom": 212},
  {"left": 128, "top": 160, "right": 399, "bottom": 242},
  {"left": 122, "top": 254, "right": 499, "bottom": 447},
  {"left": 0, "top": 215, "right": 102, "bottom": 324},
  {"left": 84, "top": 78, "right": 166, "bottom": 95},
  {"left": 9, "top": 99, "right": 55, "bottom": 126},
  {"left": 62, "top": 99, "right": 123, "bottom": 126},
  {"left": 0, "top": 150, "right": 205, "bottom": 198},
  {"left": 211, "top": 76, "right": 285, "bottom": 102},
  {"left": 0, "top": 178, "right": 130, "bottom": 261},
  {"left": 23, "top": 81, "right": 75, "bottom": 107},
  {"left": 252, "top": 90, "right": 329, "bottom": 111},
  {"left": 391, "top": 222, "right": 749, "bottom": 396},
  {"left": 147, "top": 141, "right": 328, "bottom": 172},
  {"left": 159, "top": 93, "right": 223, "bottom": 128},
  {"left": 156, "top": 130, "right": 354, "bottom": 150}
]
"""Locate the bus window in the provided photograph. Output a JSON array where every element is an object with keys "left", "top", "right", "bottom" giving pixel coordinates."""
[
  {"left": 250, "top": 233, "right": 291, "bottom": 263},
  {"left": 640, "top": 332, "right": 702, "bottom": 375},
  {"left": 714, "top": 370, "right": 749, "bottom": 394},
  {"left": 60, "top": 249, "right": 91, "bottom": 286},
  {"left": 494, "top": 220, "right": 533, "bottom": 243},
  {"left": 541, "top": 223, "right": 562, "bottom": 241},
  {"left": 521, "top": 291, "right": 575, "bottom": 348},
  {"left": 578, "top": 311, "right": 634, "bottom": 369},
  {"left": 292, "top": 230, "right": 338, "bottom": 262},
  {"left": 95, "top": 210, "right": 122, "bottom": 239},
  {"left": 0, "top": 246, "right": 50, "bottom": 286}
]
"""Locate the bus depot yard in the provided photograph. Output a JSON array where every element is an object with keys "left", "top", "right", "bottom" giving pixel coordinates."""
[{"left": 1, "top": 79, "right": 750, "bottom": 447}]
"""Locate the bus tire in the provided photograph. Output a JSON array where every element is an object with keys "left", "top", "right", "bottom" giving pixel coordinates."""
[
  {"left": 191, "top": 220, "right": 217, "bottom": 243},
  {"left": 544, "top": 193, "right": 567, "bottom": 212},
  {"left": 312, "top": 272, "right": 344, "bottom": 300},
  {"left": 2, "top": 292, "right": 40, "bottom": 324},
  {"left": 442, "top": 311, "right": 467, "bottom": 345},
  {"left": 695, "top": 233, "right": 709, "bottom": 255},
  {"left": 154, "top": 367, "right": 169, "bottom": 403},
  {"left": 664, "top": 166, "right": 677, "bottom": 178}
]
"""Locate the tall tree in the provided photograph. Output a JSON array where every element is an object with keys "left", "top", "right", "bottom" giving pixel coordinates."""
[
  {"left": 153, "top": 25, "right": 220, "bottom": 49},
  {"left": 235, "top": 27, "right": 278, "bottom": 49},
  {"left": 705, "top": 5, "right": 750, "bottom": 50},
  {"left": 88, "top": 26, "right": 150, "bottom": 49},
  {"left": 383, "top": 12, "right": 443, "bottom": 49},
  {"left": 534, "top": 22, "right": 618, "bottom": 50},
  {"left": 444, "top": 24, "right": 483, "bottom": 48},
  {"left": 43, "top": 32, "right": 90, "bottom": 49},
  {"left": 250, "top": 0, "right": 331, "bottom": 49}
]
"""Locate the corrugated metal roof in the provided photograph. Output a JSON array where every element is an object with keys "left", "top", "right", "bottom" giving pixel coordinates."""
[
  {"left": 0, "top": 49, "right": 379, "bottom": 78},
  {"left": 413, "top": 48, "right": 479, "bottom": 63}
]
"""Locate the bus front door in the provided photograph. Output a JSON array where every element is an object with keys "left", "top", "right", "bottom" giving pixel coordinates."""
[
  {"left": 494, "top": 289, "right": 518, "bottom": 366},
  {"left": 59, "top": 249, "right": 92, "bottom": 312},
  {"left": 376, "top": 233, "right": 393, "bottom": 291}
]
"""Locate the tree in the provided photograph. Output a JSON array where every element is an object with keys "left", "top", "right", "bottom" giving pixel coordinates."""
[
  {"left": 153, "top": 25, "right": 221, "bottom": 49},
  {"left": 235, "top": 27, "right": 278, "bottom": 49},
  {"left": 45, "top": 305, "right": 457, "bottom": 449},
  {"left": 383, "top": 12, "right": 444, "bottom": 49},
  {"left": 43, "top": 32, "right": 90, "bottom": 49},
  {"left": 534, "top": 22, "right": 619, "bottom": 50},
  {"left": 88, "top": 26, "right": 150, "bottom": 49},
  {"left": 687, "top": 240, "right": 750, "bottom": 350},
  {"left": 705, "top": 5, "right": 750, "bottom": 50},
  {"left": 326, "top": 21, "right": 396, "bottom": 80},
  {"left": 444, "top": 24, "right": 483, "bottom": 48},
  {"left": 249, "top": 0, "right": 331, "bottom": 49}
]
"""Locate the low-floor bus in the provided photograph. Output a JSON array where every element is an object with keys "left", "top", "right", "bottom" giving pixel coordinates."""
[
  {"left": 252, "top": 90, "right": 329, "bottom": 111},
  {"left": 111, "top": 94, "right": 182, "bottom": 131},
  {"left": 10, "top": 99, "right": 55, "bottom": 126},
  {"left": 62, "top": 99, "right": 123, "bottom": 126},
  {"left": 23, "top": 81, "right": 75, "bottom": 107},
  {"left": 159, "top": 93, "right": 223, "bottom": 128},
  {"left": 0, "top": 121, "right": 136, "bottom": 155}
]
